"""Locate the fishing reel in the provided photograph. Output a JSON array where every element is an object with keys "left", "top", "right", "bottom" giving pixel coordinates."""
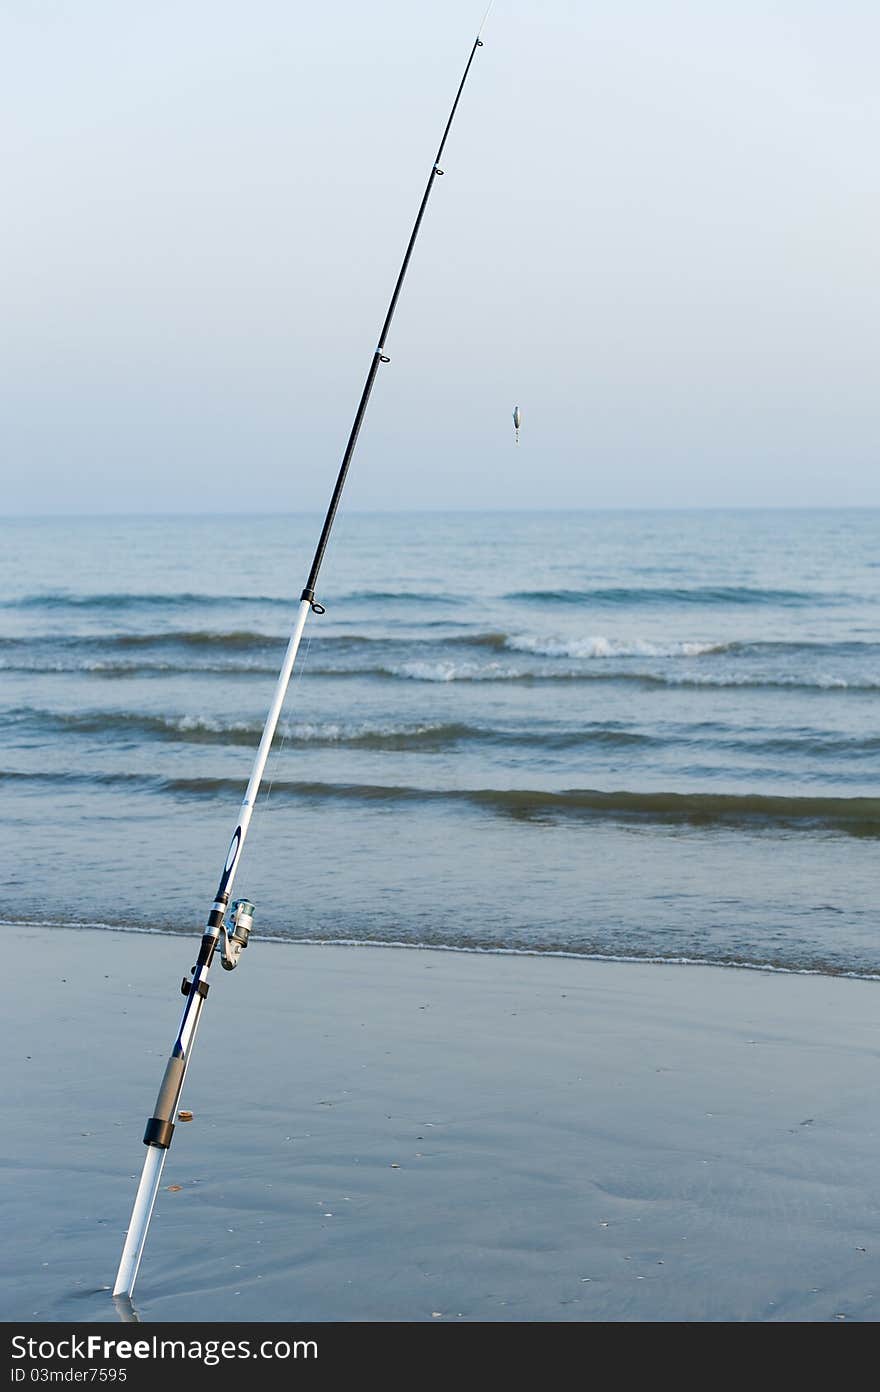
[{"left": 220, "top": 898, "right": 255, "bottom": 971}]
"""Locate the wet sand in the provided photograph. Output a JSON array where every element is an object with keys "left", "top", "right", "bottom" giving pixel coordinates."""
[{"left": 2, "top": 924, "right": 878, "bottom": 1323}]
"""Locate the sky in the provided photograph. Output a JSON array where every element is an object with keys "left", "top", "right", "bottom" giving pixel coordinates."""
[{"left": 2, "top": 0, "right": 879, "bottom": 513}]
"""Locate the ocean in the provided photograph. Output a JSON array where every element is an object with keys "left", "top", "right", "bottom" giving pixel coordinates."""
[{"left": 3, "top": 508, "right": 879, "bottom": 977}]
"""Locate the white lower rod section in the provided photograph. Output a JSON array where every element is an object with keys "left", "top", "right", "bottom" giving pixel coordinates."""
[
  {"left": 112, "top": 599, "right": 313, "bottom": 1299},
  {"left": 113, "top": 1145, "right": 167, "bottom": 1297},
  {"left": 219, "top": 597, "right": 312, "bottom": 904}
]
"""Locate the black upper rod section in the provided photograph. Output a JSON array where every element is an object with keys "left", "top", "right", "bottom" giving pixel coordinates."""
[{"left": 301, "top": 33, "right": 484, "bottom": 605}]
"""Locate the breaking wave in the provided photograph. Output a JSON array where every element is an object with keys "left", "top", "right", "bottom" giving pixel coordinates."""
[{"left": 5, "top": 768, "right": 880, "bottom": 836}]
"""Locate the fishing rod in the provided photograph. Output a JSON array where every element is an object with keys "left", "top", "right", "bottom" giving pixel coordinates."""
[{"left": 112, "top": 6, "right": 493, "bottom": 1302}]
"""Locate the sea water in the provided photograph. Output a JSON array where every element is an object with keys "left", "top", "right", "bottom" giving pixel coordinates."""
[{"left": 2, "top": 508, "right": 879, "bottom": 976}]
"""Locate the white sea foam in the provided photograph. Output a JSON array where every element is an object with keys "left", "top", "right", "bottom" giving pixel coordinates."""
[
  {"left": 277, "top": 719, "right": 443, "bottom": 741},
  {"left": 662, "top": 672, "right": 859, "bottom": 689},
  {"left": 389, "top": 660, "right": 518, "bottom": 682},
  {"left": 176, "top": 715, "right": 445, "bottom": 741},
  {"left": 177, "top": 714, "right": 238, "bottom": 733},
  {"left": 505, "top": 634, "right": 725, "bottom": 659}
]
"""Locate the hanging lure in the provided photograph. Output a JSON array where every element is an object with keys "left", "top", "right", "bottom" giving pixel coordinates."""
[{"left": 513, "top": 404, "right": 521, "bottom": 445}]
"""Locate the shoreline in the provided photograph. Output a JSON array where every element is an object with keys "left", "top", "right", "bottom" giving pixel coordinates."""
[
  {"left": 4, "top": 917, "right": 879, "bottom": 985},
  {"left": 3, "top": 923, "right": 879, "bottom": 1323}
]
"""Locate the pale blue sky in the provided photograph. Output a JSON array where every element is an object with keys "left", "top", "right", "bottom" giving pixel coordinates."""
[{"left": 2, "top": 1, "right": 879, "bottom": 512}]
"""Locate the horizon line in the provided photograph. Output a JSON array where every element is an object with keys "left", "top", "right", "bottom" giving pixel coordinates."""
[{"left": 3, "top": 503, "right": 880, "bottom": 521}]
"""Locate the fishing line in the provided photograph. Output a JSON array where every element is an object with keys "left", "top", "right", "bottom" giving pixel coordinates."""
[{"left": 261, "top": 625, "right": 314, "bottom": 812}]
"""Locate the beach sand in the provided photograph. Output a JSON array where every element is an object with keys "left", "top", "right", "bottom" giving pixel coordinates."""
[{"left": 2, "top": 923, "right": 878, "bottom": 1324}]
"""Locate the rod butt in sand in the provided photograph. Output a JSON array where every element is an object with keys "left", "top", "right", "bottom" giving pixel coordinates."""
[{"left": 113, "top": 1145, "right": 167, "bottom": 1297}]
